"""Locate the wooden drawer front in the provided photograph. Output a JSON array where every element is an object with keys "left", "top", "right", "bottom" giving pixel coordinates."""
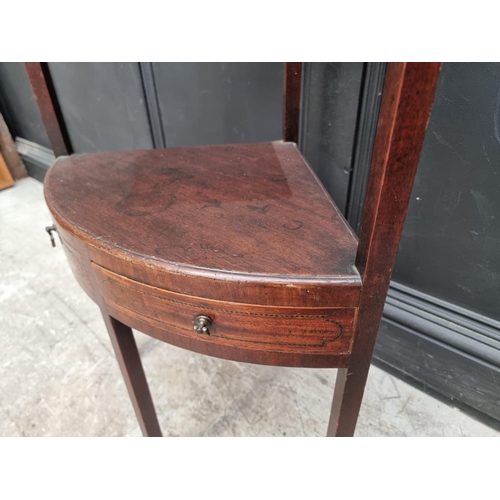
[{"left": 92, "top": 264, "right": 356, "bottom": 355}]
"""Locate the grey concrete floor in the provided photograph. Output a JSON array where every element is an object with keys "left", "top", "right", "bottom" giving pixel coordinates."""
[{"left": 0, "top": 177, "right": 498, "bottom": 437}]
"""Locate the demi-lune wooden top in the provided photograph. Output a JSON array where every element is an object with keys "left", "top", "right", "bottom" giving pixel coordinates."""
[{"left": 44, "top": 141, "right": 360, "bottom": 285}]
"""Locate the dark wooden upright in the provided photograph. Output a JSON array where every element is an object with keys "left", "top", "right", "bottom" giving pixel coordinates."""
[
  {"left": 25, "top": 62, "right": 72, "bottom": 157},
  {"left": 327, "top": 62, "right": 441, "bottom": 436},
  {"left": 283, "top": 63, "right": 302, "bottom": 144},
  {"left": 41, "top": 62, "right": 441, "bottom": 436}
]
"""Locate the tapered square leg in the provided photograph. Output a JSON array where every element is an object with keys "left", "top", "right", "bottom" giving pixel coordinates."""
[
  {"left": 326, "top": 364, "right": 371, "bottom": 437},
  {"left": 101, "top": 310, "right": 162, "bottom": 437}
]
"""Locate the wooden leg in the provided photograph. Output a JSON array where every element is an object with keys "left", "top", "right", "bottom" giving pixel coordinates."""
[
  {"left": 325, "top": 63, "right": 442, "bottom": 438},
  {"left": 326, "top": 361, "right": 371, "bottom": 437},
  {"left": 101, "top": 310, "right": 162, "bottom": 437}
]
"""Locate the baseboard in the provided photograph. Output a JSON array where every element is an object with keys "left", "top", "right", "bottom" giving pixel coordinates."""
[
  {"left": 375, "top": 282, "right": 500, "bottom": 424},
  {"left": 371, "top": 354, "right": 500, "bottom": 433},
  {"left": 15, "top": 137, "right": 55, "bottom": 182}
]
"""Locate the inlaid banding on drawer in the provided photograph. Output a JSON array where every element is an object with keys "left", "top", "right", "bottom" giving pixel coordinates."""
[{"left": 92, "top": 263, "right": 356, "bottom": 355}]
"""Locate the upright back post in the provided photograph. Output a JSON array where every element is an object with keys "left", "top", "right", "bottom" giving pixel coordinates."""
[
  {"left": 283, "top": 62, "right": 302, "bottom": 144},
  {"left": 328, "top": 62, "right": 441, "bottom": 436},
  {"left": 25, "top": 62, "right": 72, "bottom": 157}
]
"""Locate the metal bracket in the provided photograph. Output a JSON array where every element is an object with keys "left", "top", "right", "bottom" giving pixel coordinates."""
[{"left": 45, "top": 225, "right": 57, "bottom": 247}]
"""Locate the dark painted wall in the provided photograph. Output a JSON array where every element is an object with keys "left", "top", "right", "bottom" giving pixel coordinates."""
[
  {"left": 152, "top": 63, "right": 283, "bottom": 147},
  {"left": 0, "top": 62, "right": 51, "bottom": 148},
  {"left": 0, "top": 62, "right": 358, "bottom": 211},
  {"left": 48, "top": 62, "right": 284, "bottom": 153},
  {"left": 394, "top": 63, "right": 500, "bottom": 322},
  {"left": 48, "top": 63, "right": 154, "bottom": 153},
  {"left": 301, "top": 63, "right": 363, "bottom": 213}
]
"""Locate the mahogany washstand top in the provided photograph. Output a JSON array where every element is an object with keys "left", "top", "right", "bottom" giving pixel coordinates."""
[
  {"left": 45, "top": 140, "right": 362, "bottom": 369},
  {"left": 45, "top": 141, "right": 360, "bottom": 300},
  {"left": 41, "top": 63, "right": 441, "bottom": 436}
]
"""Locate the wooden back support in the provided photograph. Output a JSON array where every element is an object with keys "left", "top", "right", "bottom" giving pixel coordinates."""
[
  {"left": 283, "top": 62, "right": 441, "bottom": 435},
  {"left": 331, "top": 63, "right": 441, "bottom": 434},
  {"left": 25, "top": 62, "right": 72, "bottom": 157},
  {"left": 34, "top": 62, "right": 441, "bottom": 436},
  {"left": 283, "top": 62, "right": 302, "bottom": 143}
]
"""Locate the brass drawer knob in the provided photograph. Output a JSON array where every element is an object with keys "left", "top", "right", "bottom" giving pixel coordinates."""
[{"left": 193, "top": 314, "right": 212, "bottom": 335}]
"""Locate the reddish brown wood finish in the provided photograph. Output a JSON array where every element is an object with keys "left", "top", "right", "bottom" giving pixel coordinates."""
[
  {"left": 24, "top": 62, "right": 71, "bottom": 157},
  {"left": 43, "top": 62, "right": 441, "bottom": 437},
  {"left": 53, "top": 224, "right": 162, "bottom": 435},
  {"left": 327, "top": 62, "right": 441, "bottom": 437},
  {"left": 44, "top": 141, "right": 360, "bottom": 369},
  {"left": 102, "top": 312, "right": 162, "bottom": 437},
  {"left": 93, "top": 263, "right": 355, "bottom": 361},
  {"left": 87, "top": 243, "right": 360, "bottom": 309},
  {"left": 45, "top": 141, "right": 361, "bottom": 307},
  {"left": 283, "top": 63, "right": 302, "bottom": 144}
]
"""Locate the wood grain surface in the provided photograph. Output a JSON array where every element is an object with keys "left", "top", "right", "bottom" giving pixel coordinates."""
[
  {"left": 45, "top": 141, "right": 361, "bottom": 309},
  {"left": 93, "top": 263, "right": 356, "bottom": 355},
  {"left": 283, "top": 63, "right": 302, "bottom": 144},
  {"left": 24, "top": 62, "right": 71, "bottom": 157},
  {"left": 327, "top": 62, "right": 442, "bottom": 436},
  {"left": 46, "top": 140, "right": 360, "bottom": 368},
  {"left": 43, "top": 62, "right": 440, "bottom": 436}
]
